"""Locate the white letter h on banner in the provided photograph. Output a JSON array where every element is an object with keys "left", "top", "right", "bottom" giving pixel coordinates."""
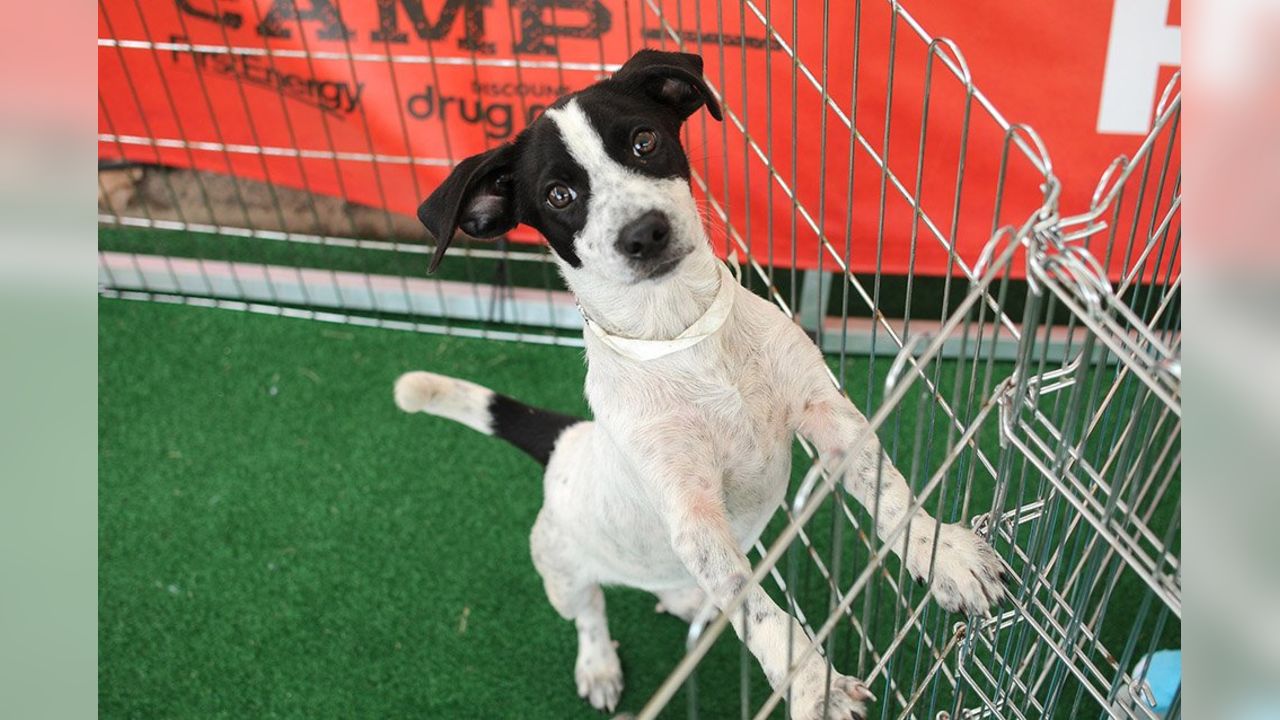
[{"left": 1097, "top": 0, "right": 1182, "bottom": 135}]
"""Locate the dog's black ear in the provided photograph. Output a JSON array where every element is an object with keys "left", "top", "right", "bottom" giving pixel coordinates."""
[
  {"left": 614, "top": 50, "right": 723, "bottom": 122},
  {"left": 418, "top": 143, "right": 520, "bottom": 273}
]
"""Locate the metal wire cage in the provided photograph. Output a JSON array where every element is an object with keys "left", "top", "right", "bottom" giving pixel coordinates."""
[
  {"left": 637, "top": 74, "right": 1181, "bottom": 719},
  {"left": 97, "top": 1, "right": 1181, "bottom": 718}
]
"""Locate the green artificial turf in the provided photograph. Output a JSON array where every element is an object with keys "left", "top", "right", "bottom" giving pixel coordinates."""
[
  {"left": 98, "top": 298, "right": 939, "bottom": 719},
  {"left": 99, "top": 297, "right": 1177, "bottom": 719},
  {"left": 99, "top": 298, "right": 762, "bottom": 719}
]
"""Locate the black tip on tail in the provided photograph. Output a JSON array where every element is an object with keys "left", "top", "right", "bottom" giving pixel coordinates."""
[{"left": 488, "top": 394, "right": 581, "bottom": 465}]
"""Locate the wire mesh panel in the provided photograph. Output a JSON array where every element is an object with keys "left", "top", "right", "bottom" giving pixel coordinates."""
[
  {"left": 98, "top": 1, "right": 1181, "bottom": 718},
  {"left": 637, "top": 223, "right": 1038, "bottom": 719},
  {"left": 974, "top": 80, "right": 1181, "bottom": 720},
  {"left": 97, "top": 0, "right": 1062, "bottom": 351},
  {"left": 97, "top": 0, "right": 596, "bottom": 345},
  {"left": 636, "top": 76, "right": 1181, "bottom": 720}
]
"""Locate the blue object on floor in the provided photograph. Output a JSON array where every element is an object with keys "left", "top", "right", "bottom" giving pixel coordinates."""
[{"left": 1137, "top": 649, "right": 1182, "bottom": 716}]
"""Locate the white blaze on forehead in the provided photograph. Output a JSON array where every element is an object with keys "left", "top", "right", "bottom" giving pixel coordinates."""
[
  {"left": 544, "top": 99, "right": 615, "bottom": 179},
  {"left": 543, "top": 98, "right": 687, "bottom": 219}
]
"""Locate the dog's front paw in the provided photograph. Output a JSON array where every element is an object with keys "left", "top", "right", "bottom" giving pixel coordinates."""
[
  {"left": 575, "top": 642, "right": 624, "bottom": 713},
  {"left": 790, "top": 666, "right": 875, "bottom": 720},
  {"left": 906, "top": 521, "right": 1007, "bottom": 616}
]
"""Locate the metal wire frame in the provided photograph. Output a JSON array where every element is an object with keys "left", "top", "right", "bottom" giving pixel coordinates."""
[
  {"left": 963, "top": 77, "right": 1181, "bottom": 720},
  {"left": 97, "top": 0, "right": 1049, "bottom": 359},
  {"left": 639, "top": 223, "right": 1036, "bottom": 719},
  {"left": 97, "top": 1, "right": 1181, "bottom": 718},
  {"left": 97, "top": 3, "right": 565, "bottom": 332},
  {"left": 637, "top": 72, "right": 1181, "bottom": 718},
  {"left": 637, "top": 0, "right": 1046, "bottom": 339}
]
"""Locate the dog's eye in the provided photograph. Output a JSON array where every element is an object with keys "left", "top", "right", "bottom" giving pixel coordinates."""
[
  {"left": 632, "top": 128, "right": 658, "bottom": 157},
  {"left": 546, "top": 183, "right": 576, "bottom": 209}
]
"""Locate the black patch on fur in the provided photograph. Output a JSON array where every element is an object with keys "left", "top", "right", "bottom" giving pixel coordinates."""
[
  {"left": 515, "top": 121, "right": 590, "bottom": 267},
  {"left": 574, "top": 90, "right": 691, "bottom": 180},
  {"left": 488, "top": 393, "right": 581, "bottom": 466},
  {"left": 417, "top": 142, "right": 521, "bottom": 272},
  {"left": 610, "top": 50, "right": 722, "bottom": 122}
]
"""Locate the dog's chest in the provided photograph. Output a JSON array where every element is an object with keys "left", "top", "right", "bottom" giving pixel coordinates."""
[
  {"left": 692, "top": 358, "right": 792, "bottom": 511},
  {"left": 696, "top": 357, "right": 786, "bottom": 450},
  {"left": 616, "top": 346, "right": 793, "bottom": 512}
]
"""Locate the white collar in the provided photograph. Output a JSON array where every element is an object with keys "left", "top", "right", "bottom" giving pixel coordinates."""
[{"left": 580, "top": 261, "right": 739, "bottom": 362}]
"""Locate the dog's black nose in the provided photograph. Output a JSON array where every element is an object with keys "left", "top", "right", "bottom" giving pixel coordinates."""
[{"left": 616, "top": 211, "right": 671, "bottom": 260}]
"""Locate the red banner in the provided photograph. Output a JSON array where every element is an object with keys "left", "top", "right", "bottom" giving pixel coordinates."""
[{"left": 99, "top": 0, "right": 1181, "bottom": 279}]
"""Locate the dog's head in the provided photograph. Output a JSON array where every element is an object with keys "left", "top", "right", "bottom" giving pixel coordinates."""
[{"left": 418, "top": 50, "right": 722, "bottom": 286}]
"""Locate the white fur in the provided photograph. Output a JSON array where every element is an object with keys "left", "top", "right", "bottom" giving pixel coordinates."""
[
  {"left": 394, "top": 371, "right": 493, "bottom": 435},
  {"left": 400, "top": 99, "right": 1005, "bottom": 719}
]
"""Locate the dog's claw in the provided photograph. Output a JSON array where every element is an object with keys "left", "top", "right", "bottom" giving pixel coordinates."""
[
  {"left": 578, "top": 673, "right": 622, "bottom": 713},
  {"left": 793, "top": 671, "right": 872, "bottom": 720}
]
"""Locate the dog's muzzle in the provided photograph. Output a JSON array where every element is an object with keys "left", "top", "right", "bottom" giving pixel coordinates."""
[{"left": 616, "top": 211, "right": 671, "bottom": 261}]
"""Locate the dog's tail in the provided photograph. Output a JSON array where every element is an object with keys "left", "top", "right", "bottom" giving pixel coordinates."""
[{"left": 394, "top": 371, "right": 582, "bottom": 466}]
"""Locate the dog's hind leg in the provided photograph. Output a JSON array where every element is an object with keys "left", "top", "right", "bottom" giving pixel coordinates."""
[{"left": 531, "top": 513, "right": 623, "bottom": 712}]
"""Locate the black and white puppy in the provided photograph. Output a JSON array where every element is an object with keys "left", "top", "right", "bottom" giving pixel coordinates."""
[{"left": 396, "top": 50, "right": 1005, "bottom": 719}]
